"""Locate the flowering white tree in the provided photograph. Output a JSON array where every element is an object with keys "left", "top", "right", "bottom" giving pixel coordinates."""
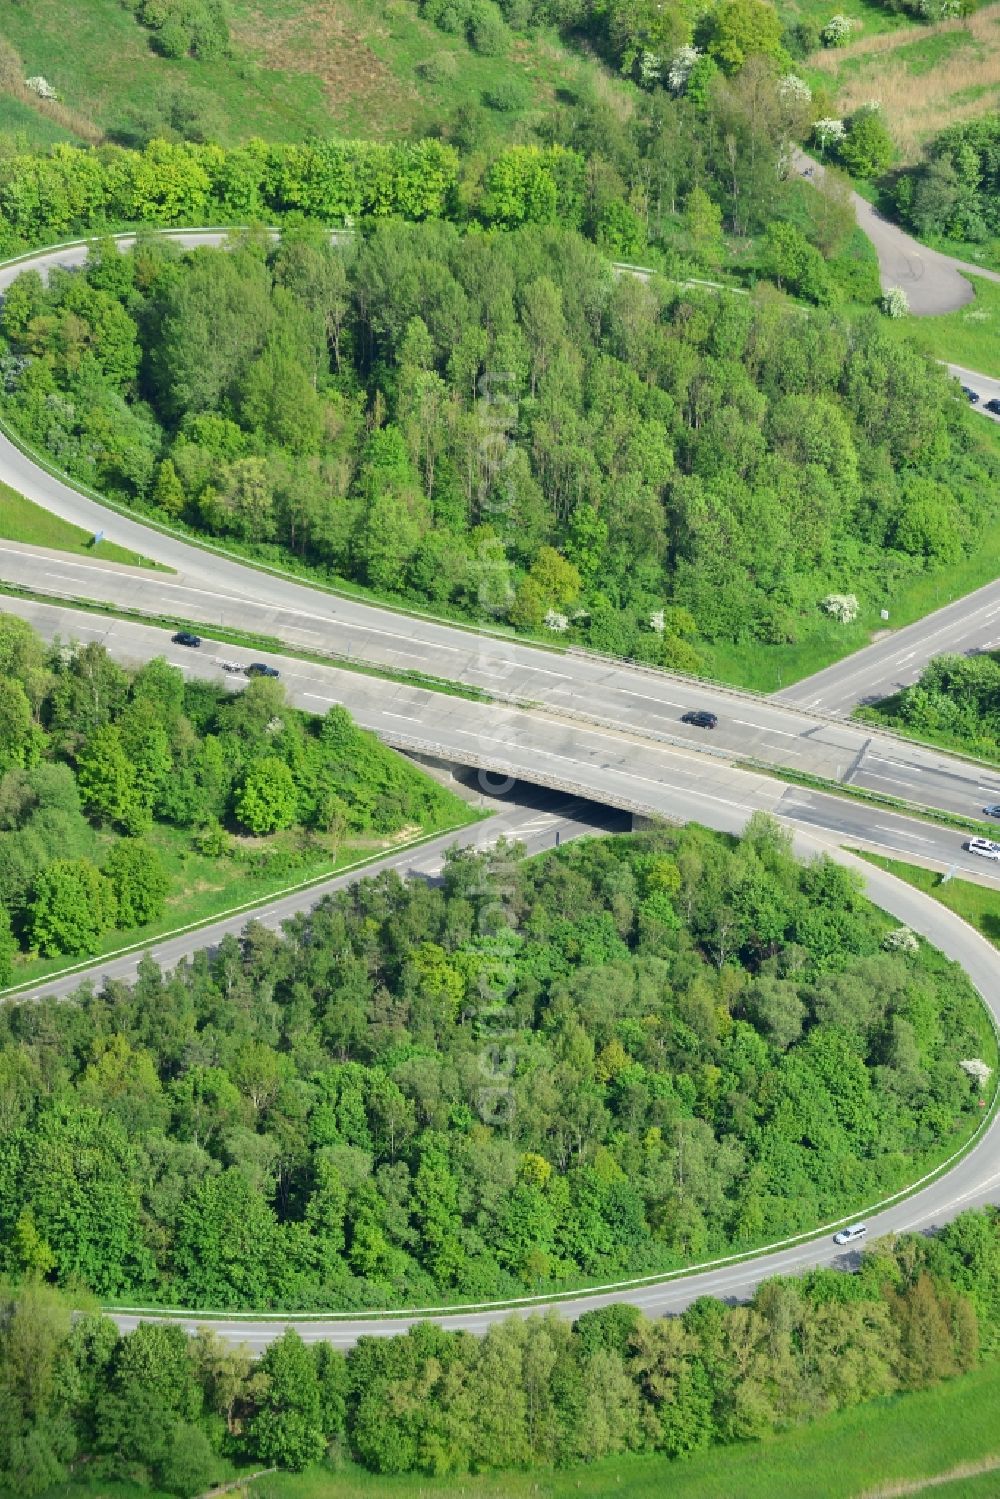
[
  {"left": 779, "top": 74, "right": 812, "bottom": 106},
  {"left": 649, "top": 609, "right": 666, "bottom": 634},
  {"left": 822, "top": 593, "right": 859, "bottom": 624},
  {"left": 821, "top": 14, "right": 854, "bottom": 45},
  {"left": 544, "top": 609, "right": 569, "bottom": 632},
  {"left": 813, "top": 117, "right": 846, "bottom": 153},
  {"left": 25, "top": 76, "right": 58, "bottom": 100},
  {"left": 667, "top": 45, "right": 701, "bottom": 94},
  {"left": 638, "top": 50, "right": 662, "bottom": 86},
  {"left": 883, "top": 926, "right": 919, "bottom": 954},
  {"left": 882, "top": 286, "right": 909, "bottom": 318}
]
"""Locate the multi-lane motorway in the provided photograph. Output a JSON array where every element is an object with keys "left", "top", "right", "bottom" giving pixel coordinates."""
[
  {"left": 107, "top": 836, "right": 1000, "bottom": 1351},
  {"left": 8, "top": 551, "right": 1000, "bottom": 826}
]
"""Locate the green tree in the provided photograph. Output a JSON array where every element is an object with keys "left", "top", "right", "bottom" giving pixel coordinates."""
[
  {"left": 101, "top": 840, "right": 169, "bottom": 927},
  {"left": 75, "top": 724, "right": 146, "bottom": 834},
  {"left": 250, "top": 1330, "right": 326, "bottom": 1470},
  {"left": 840, "top": 107, "right": 894, "bottom": 178},
  {"left": 27, "top": 859, "right": 117, "bottom": 956},
  {"left": 704, "top": 0, "right": 787, "bottom": 73},
  {"left": 235, "top": 756, "right": 299, "bottom": 834}
]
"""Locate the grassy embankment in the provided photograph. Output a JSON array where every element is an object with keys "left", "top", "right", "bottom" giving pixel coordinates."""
[
  {"left": 0, "top": 0, "right": 628, "bottom": 151},
  {"left": 1, "top": 799, "right": 482, "bottom": 997},
  {"left": 0, "top": 480, "right": 158, "bottom": 567},
  {"left": 28, "top": 1358, "right": 1000, "bottom": 1499},
  {"left": 804, "top": 2, "right": 1000, "bottom": 162},
  {"left": 856, "top": 848, "right": 1000, "bottom": 948},
  {"left": 892, "top": 273, "right": 1000, "bottom": 379}
]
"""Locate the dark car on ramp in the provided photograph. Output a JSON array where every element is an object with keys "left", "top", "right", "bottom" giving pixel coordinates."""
[
  {"left": 962, "top": 385, "right": 980, "bottom": 404},
  {"left": 986, "top": 399, "right": 1000, "bottom": 417},
  {"left": 681, "top": 710, "right": 718, "bottom": 730},
  {"left": 246, "top": 662, "right": 280, "bottom": 679}
]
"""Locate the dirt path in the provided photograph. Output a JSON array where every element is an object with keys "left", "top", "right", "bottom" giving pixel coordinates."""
[{"left": 857, "top": 1453, "right": 1000, "bottom": 1496}]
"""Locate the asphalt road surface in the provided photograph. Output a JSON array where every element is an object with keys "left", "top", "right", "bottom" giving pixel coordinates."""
[
  {"left": 6, "top": 234, "right": 1000, "bottom": 1346},
  {"left": 793, "top": 150, "right": 1000, "bottom": 316},
  {"left": 11, "top": 566, "right": 1000, "bottom": 828},
  {"left": 8, "top": 784, "right": 629, "bottom": 1004},
  {"left": 3, "top": 230, "right": 1000, "bottom": 751}
]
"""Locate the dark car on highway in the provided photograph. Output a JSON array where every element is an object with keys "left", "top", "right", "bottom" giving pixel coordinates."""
[
  {"left": 681, "top": 709, "right": 718, "bottom": 729},
  {"left": 246, "top": 662, "right": 280, "bottom": 679},
  {"left": 984, "top": 805, "right": 1000, "bottom": 819},
  {"left": 172, "top": 631, "right": 202, "bottom": 648},
  {"left": 962, "top": 385, "right": 980, "bottom": 404},
  {"left": 986, "top": 399, "right": 1000, "bottom": 416}
]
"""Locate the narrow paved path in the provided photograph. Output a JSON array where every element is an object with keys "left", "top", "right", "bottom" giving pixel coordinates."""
[{"left": 794, "top": 150, "right": 1000, "bottom": 315}]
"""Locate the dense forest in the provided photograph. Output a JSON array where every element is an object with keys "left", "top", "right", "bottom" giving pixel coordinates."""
[
  {"left": 860, "top": 650, "right": 1000, "bottom": 762},
  {"left": 1, "top": 226, "right": 991, "bottom": 661},
  {"left": 1, "top": 1207, "right": 998, "bottom": 1493},
  {"left": 0, "top": 613, "right": 460, "bottom": 976},
  {"left": 0, "top": 816, "right": 990, "bottom": 1312},
  {"left": 896, "top": 113, "right": 1000, "bottom": 247}
]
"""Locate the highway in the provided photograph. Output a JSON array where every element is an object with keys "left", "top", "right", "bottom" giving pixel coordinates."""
[
  {"left": 105, "top": 833, "right": 1000, "bottom": 1351},
  {"left": 10, "top": 603, "right": 1000, "bottom": 1349},
  {"left": 8, "top": 564, "right": 1000, "bottom": 826},
  {"left": 8, "top": 778, "right": 630, "bottom": 1003},
  {"left": 2, "top": 231, "right": 1000, "bottom": 756}
]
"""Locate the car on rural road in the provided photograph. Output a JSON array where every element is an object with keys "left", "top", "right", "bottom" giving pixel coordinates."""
[
  {"left": 962, "top": 385, "right": 980, "bottom": 404},
  {"left": 681, "top": 710, "right": 718, "bottom": 730},
  {"left": 967, "top": 837, "right": 1000, "bottom": 861},
  {"left": 171, "top": 631, "right": 202, "bottom": 648},
  {"left": 246, "top": 662, "right": 280, "bottom": 679},
  {"left": 986, "top": 399, "right": 1000, "bottom": 417},
  {"left": 833, "top": 1224, "right": 868, "bottom": 1246}
]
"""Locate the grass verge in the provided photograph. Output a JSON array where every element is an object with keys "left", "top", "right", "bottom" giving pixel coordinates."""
[
  {"left": 0, "top": 481, "right": 161, "bottom": 568},
  {"left": 854, "top": 846, "right": 1000, "bottom": 948},
  {"left": 889, "top": 272, "right": 1000, "bottom": 379}
]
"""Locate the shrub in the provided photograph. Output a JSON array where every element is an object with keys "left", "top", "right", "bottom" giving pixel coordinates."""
[
  {"left": 821, "top": 13, "right": 854, "bottom": 45},
  {"left": 813, "top": 117, "right": 846, "bottom": 153},
  {"left": 483, "top": 77, "right": 528, "bottom": 111},
  {"left": 468, "top": 0, "right": 508, "bottom": 52},
  {"left": 822, "top": 592, "right": 860, "bottom": 623},
  {"left": 667, "top": 44, "right": 701, "bottom": 93},
  {"left": 417, "top": 51, "right": 458, "bottom": 83},
  {"left": 882, "top": 285, "right": 909, "bottom": 318}
]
